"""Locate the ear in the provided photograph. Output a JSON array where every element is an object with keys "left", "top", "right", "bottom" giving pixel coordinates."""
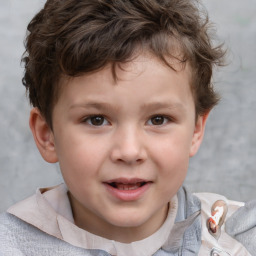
[
  {"left": 189, "top": 112, "right": 210, "bottom": 157},
  {"left": 29, "top": 108, "right": 58, "bottom": 163}
]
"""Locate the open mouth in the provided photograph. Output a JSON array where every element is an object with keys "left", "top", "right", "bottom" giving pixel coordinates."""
[
  {"left": 104, "top": 178, "right": 151, "bottom": 201},
  {"left": 108, "top": 182, "right": 147, "bottom": 191}
]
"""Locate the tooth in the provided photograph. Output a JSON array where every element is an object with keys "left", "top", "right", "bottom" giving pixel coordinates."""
[{"left": 115, "top": 183, "right": 141, "bottom": 190}]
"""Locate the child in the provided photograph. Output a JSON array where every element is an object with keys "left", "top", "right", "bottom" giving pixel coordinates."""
[{"left": 0, "top": 0, "right": 255, "bottom": 255}]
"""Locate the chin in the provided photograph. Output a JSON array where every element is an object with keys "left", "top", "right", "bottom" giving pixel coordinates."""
[{"left": 106, "top": 211, "right": 150, "bottom": 228}]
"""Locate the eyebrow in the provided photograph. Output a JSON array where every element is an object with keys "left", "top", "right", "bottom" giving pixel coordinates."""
[
  {"left": 69, "top": 101, "right": 186, "bottom": 113},
  {"left": 141, "top": 101, "right": 186, "bottom": 112},
  {"left": 69, "top": 102, "right": 118, "bottom": 111}
]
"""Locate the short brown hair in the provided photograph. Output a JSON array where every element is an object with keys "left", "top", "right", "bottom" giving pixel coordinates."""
[{"left": 22, "top": 0, "right": 224, "bottom": 128}]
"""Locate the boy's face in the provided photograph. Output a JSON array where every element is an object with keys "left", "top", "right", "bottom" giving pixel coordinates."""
[{"left": 31, "top": 54, "right": 207, "bottom": 242}]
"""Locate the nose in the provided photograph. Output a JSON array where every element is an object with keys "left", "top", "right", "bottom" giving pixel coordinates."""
[{"left": 110, "top": 126, "right": 147, "bottom": 165}]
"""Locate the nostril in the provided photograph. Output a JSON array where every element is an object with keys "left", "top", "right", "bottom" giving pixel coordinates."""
[
  {"left": 110, "top": 151, "right": 146, "bottom": 164},
  {"left": 110, "top": 137, "right": 147, "bottom": 164},
  {"left": 117, "top": 157, "right": 145, "bottom": 165},
  {"left": 136, "top": 158, "right": 144, "bottom": 163}
]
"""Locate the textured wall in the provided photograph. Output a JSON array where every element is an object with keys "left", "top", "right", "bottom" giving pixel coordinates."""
[
  {"left": 0, "top": 0, "right": 256, "bottom": 213},
  {"left": 185, "top": 0, "right": 256, "bottom": 201}
]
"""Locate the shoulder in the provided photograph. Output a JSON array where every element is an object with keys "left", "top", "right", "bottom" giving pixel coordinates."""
[
  {"left": 0, "top": 211, "right": 50, "bottom": 249},
  {"left": 0, "top": 212, "right": 103, "bottom": 256},
  {"left": 194, "top": 192, "right": 256, "bottom": 255},
  {"left": 0, "top": 212, "right": 27, "bottom": 255},
  {"left": 0, "top": 211, "right": 24, "bottom": 233},
  {"left": 225, "top": 199, "right": 256, "bottom": 255}
]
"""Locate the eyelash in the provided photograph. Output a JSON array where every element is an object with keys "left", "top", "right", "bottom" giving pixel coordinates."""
[
  {"left": 82, "top": 115, "right": 109, "bottom": 126},
  {"left": 147, "top": 115, "right": 172, "bottom": 126},
  {"left": 82, "top": 114, "right": 172, "bottom": 127}
]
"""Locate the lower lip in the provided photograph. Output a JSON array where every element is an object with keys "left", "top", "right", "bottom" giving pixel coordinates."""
[{"left": 104, "top": 183, "right": 151, "bottom": 201}]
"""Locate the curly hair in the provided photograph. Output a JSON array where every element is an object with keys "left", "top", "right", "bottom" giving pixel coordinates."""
[{"left": 22, "top": 0, "right": 225, "bottom": 128}]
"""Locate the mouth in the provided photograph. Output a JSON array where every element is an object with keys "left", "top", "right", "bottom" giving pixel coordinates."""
[
  {"left": 103, "top": 178, "right": 152, "bottom": 201},
  {"left": 107, "top": 181, "right": 147, "bottom": 191}
]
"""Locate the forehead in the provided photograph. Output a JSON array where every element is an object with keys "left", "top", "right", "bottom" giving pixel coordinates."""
[
  {"left": 115, "top": 53, "right": 191, "bottom": 81},
  {"left": 56, "top": 54, "right": 194, "bottom": 111},
  {"left": 61, "top": 52, "right": 191, "bottom": 85}
]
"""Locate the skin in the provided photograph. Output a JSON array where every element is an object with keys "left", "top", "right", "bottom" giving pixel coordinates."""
[{"left": 29, "top": 54, "right": 208, "bottom": 243}]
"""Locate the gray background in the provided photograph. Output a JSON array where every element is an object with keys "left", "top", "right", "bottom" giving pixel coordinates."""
[{"left": 0, "top": 0, "right": 255, "bottom": 213}]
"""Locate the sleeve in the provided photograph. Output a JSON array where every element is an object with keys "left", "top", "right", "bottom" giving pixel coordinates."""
[{"left": 225, "top": 200, "right": 256, "bottom": 255}]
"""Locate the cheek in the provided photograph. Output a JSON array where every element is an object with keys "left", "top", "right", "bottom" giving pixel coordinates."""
[
  {"left": 157, "top": 150, "right": 188, "bottom": 197},
  {"left": 151, "top": 133, "right": 192, "bottom": 164},
  {"left": 151, "top": 135, "right": 190, "bottom": 184},
  {"left": 54, "top": 134, "right": 105, "bottom": 182}
]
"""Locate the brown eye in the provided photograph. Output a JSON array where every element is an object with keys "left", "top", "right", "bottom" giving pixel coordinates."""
[
  {"left": 85, "top": 116, "right": 108, "bottom": 126},
  {"left": 91, "top": 116, "right": 104, "bottom": 126},
  {"left": 149, "top": 116, "right": 167, "bottom": 125}
]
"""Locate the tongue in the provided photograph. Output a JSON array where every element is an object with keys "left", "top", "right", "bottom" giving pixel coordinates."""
[{"left": 115, "top": 182, "right": 142, "bottom": 190}]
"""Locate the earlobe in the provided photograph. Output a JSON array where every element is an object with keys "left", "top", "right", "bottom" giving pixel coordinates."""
[
  {"left": 29, "top": 108, "right": 58, "bottom": 163},
  {"left": 189, "top": 112, "right": 209, "bottom": 157}
]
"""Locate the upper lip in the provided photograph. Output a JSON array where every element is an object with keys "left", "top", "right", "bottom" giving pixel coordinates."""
[{"left": 104, "top": 178, "right": 151, "bottom": 184}]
